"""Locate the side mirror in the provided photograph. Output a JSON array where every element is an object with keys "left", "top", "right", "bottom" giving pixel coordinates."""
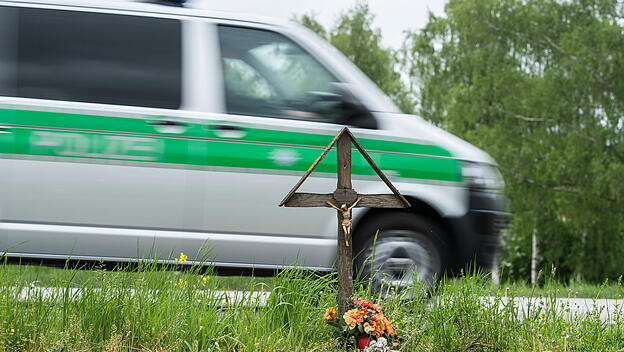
[{"left": 321, "top": 84, "right": 378, "bottom": 129}]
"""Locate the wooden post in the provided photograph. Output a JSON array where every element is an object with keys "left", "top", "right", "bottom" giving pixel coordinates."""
[
  {"left": 278, "top": 128, "right": 411, "bottom": 317},
  {"left": 336, "top": 133, "right": 352, "bottom": 315}
]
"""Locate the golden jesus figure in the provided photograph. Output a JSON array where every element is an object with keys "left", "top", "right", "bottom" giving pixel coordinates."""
[{"left": 326, "top": 197, "right": 361, "bottom": 247}]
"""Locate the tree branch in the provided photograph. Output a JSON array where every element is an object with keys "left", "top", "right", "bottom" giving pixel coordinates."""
[
  {"left": 489, "top": 104, "right": 555, "bottom": 122},
  {"left": 513, "top": 176, "right": 621, "bottom": 209},
  {"left": 542, "top": 35, "right": 616, "bottom": 94},
  {"left": 483, "top": 18, "right": 616, "bottom": 94},
  {"left": 521, "top": 177, "right": 581, "bottom": 194}
]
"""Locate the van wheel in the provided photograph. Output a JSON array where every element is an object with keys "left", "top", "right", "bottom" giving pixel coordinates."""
[{"left": 354, "top": 212, "right": 451, "bottom": 293}]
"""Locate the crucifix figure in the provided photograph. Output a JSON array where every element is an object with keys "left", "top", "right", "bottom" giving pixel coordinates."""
[
  {"left": 326, "top": 197, "right": 361, "bottom": 247},
  {"left": 279, "top": 127, "right": 410, "bottom": 315}
]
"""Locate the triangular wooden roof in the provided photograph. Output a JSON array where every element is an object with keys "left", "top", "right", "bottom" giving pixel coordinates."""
[{"left": 278, "top": 127, "right": 410, "bottom": 208}]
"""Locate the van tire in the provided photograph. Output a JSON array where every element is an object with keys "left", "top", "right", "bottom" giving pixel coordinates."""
[{"left": 353, "top": 212, "right": 451, "bottom": 293}]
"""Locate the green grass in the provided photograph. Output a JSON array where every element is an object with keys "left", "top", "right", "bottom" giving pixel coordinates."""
[{"left": 1, "top": 258, "right": 623, "bottom": 351}]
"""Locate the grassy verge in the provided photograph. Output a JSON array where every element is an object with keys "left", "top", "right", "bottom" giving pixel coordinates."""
[{"left": 1, "top": 259, "right": 623, "bottom": 351}]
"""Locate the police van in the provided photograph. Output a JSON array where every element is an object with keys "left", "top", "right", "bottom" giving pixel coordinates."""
[{"left": 0, "top": 0, "right": 507, "bottom": 288}]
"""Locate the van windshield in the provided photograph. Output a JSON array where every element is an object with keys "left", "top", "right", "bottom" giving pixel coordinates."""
[
  {"left": 292, "top": 25, "right": 401, "bottom": 114},
  {"left": 218, "top": 25, "right": 343, "bottom": 121}
]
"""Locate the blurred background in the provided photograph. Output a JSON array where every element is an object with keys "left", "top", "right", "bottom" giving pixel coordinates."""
[{"left": 199, "top": 0, "right": 624, "bottom": 284}]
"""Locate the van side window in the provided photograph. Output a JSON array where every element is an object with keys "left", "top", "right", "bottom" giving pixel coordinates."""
[
  {"left": 0, "top": 6, "right": 181, "bottom": 109},
  {"left": 0, "top": 6, "right": 18, "bottom": 97},
  {"left": 218, "top": 25, "right": 340, "bottom": 121}
]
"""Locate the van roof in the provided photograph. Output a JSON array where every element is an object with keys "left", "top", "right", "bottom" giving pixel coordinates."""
[{"left": 0, "top": 0, "right": 292, "bottom": 27}]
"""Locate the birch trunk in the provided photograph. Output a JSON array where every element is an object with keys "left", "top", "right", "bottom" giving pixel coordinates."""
[
  {"left": 491, "top": 256, "right": 500, "bottom": 286},
  {"left": 531, "top": 228, "right": 539, "bottom": 285},
  {"left": 576, "top": 230, "right": 587, "bottom": 282}
]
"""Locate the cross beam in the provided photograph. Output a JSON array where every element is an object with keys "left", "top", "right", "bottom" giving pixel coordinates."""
[{"left": 283, "top": 192, "right": 407, "bottom": 208}]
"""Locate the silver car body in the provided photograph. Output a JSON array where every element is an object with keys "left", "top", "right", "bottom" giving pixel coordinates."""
[{"left": 0, "top": 0, "right": 503, "bottom": 273}]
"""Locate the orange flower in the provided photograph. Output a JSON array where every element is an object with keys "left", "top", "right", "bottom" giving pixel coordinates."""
[
  {"left": 380, "top": 315, "right": 395, "bottom": 336},
  {"left": 344, "top": 315, "right": 358, "bottom": 327},
  {"left": 377, "top": 316, "right": 386, "bottom": 331},
  {"left": 386, "top": 322, "right": 395, "bottom": 336},
  {"left": 365, "top": 320, "right": 383, "bottom": 338},
  {"left": 346, "top": 308, "right": 365, "bottom": 324},
  {"left": 323, "top": 307, "right": 337, "bottom": 322}
]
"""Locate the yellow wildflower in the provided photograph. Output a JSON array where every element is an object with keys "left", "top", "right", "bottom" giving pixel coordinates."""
[
  {"left": 201, "top": 275, "right": 209, "bottom": 286},
  {"left": 178, "top": 252, "right": 188, "bottom": 263},
  {"left": 175, "top": 279, "right": 186, "bottom": 289}
]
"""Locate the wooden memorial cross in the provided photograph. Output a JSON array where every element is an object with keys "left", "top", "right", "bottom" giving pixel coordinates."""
[{"left": 279, "top": 127, "right": 410, "bottom": 314}]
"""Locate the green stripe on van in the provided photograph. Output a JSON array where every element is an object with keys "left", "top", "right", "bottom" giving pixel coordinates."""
[{"left": 0, "top": 108, "right": 461, "bottom": 182}]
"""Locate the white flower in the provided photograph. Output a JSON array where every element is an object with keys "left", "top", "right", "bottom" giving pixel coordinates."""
[{"left": 363, "top": 337, "right": 389, "bottom": 352}]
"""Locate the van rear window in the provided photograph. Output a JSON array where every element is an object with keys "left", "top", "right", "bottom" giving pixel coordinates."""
[{"left": 0, "top": 6, "right": 182, "bottom": 109}]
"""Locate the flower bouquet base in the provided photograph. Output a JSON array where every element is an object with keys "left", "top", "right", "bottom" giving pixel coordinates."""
[
  {"left": 359, "top": 336, "right": 392, "bottom": 352},
  {"left": 357, "top": 335, "right": 372, "bottom": 350},
  {"left": 323, "top": 298, "right": 396, "bottom": 352}
]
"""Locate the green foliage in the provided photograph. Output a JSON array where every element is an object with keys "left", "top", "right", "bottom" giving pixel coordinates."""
[
  {"left": 294, "top": 4, "right": 416, "bottom": 114},
  {"left": 296, "top": 13, "right": 328, "bottom": 40},
  {"left": 407, "top": 0, "right": 624, "bottom": 282}
]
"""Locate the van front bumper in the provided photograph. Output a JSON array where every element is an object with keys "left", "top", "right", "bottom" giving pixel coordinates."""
[{"left": 449, "top": 189, "right": 510, "bottom": 272}]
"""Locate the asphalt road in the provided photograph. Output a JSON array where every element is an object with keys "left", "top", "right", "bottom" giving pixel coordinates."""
[
  {"left": 479, "top": 296, "right": 622, "bottom": 323},
  {"left": 12, "top": 287, "right": 623, "bottom": 322}
]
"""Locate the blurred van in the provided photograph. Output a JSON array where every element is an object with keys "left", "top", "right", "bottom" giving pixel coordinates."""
[{"left": 0, "top": 0, "right": 507, "bottom": 288}]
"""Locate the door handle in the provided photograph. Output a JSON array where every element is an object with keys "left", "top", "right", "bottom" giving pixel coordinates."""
[
  {"left": 0, "top": 125, "right": 12, "bottom": 134},
  {"left": 211, "top": 124, "right": 246, "bottom": 138},
  {"left": 147, "top": 119, "right": 188, "bottom": 134},
  {"left": 147, "top": 120, "right": 188, "bottom": 127}
]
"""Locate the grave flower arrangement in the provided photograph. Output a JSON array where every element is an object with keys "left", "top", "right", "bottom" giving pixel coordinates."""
[{"left": 323, "top": 297, "right": 396, "bottom": 349}]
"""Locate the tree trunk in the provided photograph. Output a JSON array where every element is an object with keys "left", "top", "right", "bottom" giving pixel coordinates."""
[
  {"left": 491, "top": 256, "right": 500, "bottom": 286},
  {"left": 576, "top": 230, "right": 587, "bottom": 282},
  {"left": 491, "top": 228, "right": 506, "bottom": 286},
  {"left": 531, "top": 228, "right": 539, "bottom": 285}
]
